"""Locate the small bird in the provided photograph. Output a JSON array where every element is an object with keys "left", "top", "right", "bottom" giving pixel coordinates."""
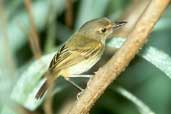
[{"left": 35, "top": 17, "right": 127, "bottom": 99}]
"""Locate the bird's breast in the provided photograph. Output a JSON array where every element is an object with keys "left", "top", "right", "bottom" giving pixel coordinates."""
[{"left": 67, "top": 49, "right": 104, "bottom": 75}]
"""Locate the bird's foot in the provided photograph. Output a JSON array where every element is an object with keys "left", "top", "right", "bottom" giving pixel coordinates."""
[{"left": 76, "top": 89, "right": 85, "bottom": 100}]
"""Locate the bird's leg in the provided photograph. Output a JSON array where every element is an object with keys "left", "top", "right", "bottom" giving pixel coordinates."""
[
  {"left": 69, "top": 74, "right": 93, "bottom": 78},
  {"left": 65, "top": 77, "right": 84, "bottom": 91},
  {"left": 65, "top": 74, "right": 93, "bottom": 100},
  {"left": 65, "top": 77, "right": 85, "bottom": 100}
]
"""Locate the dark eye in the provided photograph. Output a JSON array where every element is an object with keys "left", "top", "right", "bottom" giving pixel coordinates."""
[{"left": 101, "top": 28, "right": 106, "bottom": 33}]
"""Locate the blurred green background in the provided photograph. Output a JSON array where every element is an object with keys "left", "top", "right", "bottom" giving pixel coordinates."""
[{"left": 0, "top": 0, "right": 171, "bottom": 114}]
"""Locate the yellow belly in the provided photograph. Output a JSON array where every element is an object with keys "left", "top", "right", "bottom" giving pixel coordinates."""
[{"left": 67, "top": 55, "right": 100, "bottom": 75}]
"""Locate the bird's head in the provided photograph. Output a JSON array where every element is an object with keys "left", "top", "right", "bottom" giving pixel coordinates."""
[{"left": 79, "top": 17, "right": 127, "bottom": 42}]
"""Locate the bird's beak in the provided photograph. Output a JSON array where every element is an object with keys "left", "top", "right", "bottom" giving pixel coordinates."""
[{"left": 112, "top": 21, "right": 127, "bottom": 30}]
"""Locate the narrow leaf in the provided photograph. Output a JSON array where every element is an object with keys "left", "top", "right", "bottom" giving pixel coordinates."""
[
  {"left": 115, "top": 86, "right": 155, "bottom": 114},
  {"left": 140, "top": 46, "right": 171, "bottom": 79},
  {"left": 107, "top": 37, "right": 171, "bottom": 80}
]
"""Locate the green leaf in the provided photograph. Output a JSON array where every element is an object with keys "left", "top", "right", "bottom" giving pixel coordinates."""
[
  {"left": 10, "top": 52, "right": 55, "bottom": 110},
  {"left": 140, "top": 46, "right": 171, "bottom": 79},
  {"left": 114, "top": 86, "right": 155, "bottom": 114},
  {"left": 107, "top": 37, "right": 171, "bottom": 80}
]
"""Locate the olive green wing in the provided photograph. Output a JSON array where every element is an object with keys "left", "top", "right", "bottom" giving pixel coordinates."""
[
  {"left": 48, "top": 35, "right": 103, "bottom": 72},
  {"left": 48, "top": 44, "right": 83, "bottom": 71}
]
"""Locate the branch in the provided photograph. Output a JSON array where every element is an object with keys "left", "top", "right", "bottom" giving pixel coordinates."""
[
  {"left": 0, "top": 3, "right": 16, "bottom": 73},
  {"left": 24, "top": 0, "right": 42, "bottom": 59},
  {"left": 68, "top": 0, "right": 170, "bottom": 114},
  {"left": 65, "top": 0, "right": 74, "bottom": 28}
]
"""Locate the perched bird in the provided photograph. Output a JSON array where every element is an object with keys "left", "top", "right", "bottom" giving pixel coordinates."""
[{"left": 35, "top": 17, "right": 127, "bottom": 99}]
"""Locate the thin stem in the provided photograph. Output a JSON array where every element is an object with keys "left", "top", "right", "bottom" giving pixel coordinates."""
[
  {"left": 24, "top": 0, "right": 42, "bottom": 59},
  {"left": 65, "top": 0, "right": 73, "bottom": 29},
  {"left": 0, "top": 2, "right": 16, "bottom": 74}
]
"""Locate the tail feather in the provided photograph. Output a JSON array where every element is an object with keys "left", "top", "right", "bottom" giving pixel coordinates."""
[
  {"left": 35, "top": 80, "right": 48, "bottom": 99},
  {"left": 35, "top": 71, "right": 59, "bottom": 99}
]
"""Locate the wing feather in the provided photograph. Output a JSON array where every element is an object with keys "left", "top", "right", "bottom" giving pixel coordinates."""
[{"left": 48, "top": 34, "right": 104, "bottom": 72}]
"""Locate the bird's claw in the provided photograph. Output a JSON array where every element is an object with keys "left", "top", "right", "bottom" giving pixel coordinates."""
[{"left": 76, "top": 89, "right": 85, "bottom": 100}]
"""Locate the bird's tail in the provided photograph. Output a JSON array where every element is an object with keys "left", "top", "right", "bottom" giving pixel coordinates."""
[
  {"left": 35, "top": 79, "right": 48, "bottom": 99},
  {"left": 35, "top": 71, "right": 53, "bottom": 99},
  {"left": 35, "top": 71, "right": 60, "bottom": 99}
]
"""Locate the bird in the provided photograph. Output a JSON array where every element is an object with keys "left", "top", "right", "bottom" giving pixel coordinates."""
[{"left": 35, "top": 17, "right": 127, "bottom": 99}]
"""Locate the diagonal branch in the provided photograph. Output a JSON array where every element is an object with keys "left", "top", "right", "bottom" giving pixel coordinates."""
[
  {"left": 24, "top": 0, "right": 42, "bottom": 59},
  {"left": 68, "top": 0, "right": 170, "bottom": 114}
]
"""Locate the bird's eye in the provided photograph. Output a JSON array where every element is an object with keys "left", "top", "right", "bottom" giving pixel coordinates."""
[{"left": 100, "top": 28, "right": 107, "bottom": 33}]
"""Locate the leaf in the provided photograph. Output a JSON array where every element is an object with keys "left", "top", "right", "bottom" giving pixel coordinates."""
[
  {"left": 114, "top": 86, "right": 155, "bottom": 114},
  {"left": 154, "top": 18, "right": 171, "bottom": 32},
  {"left": 10, "top": 52, "right": 55, "bottom": 111},
  {"left": 140, "top": 46, "right": 171, "bottom": 79},
  {"left": 107, "top": 37, "right": 126, "bottom": 48},
  {"left": 1, "top": 105, "right": 18, "bottom": 114},
  {"left": 107, "top": 37, "right": 171, "bottom": 80}
]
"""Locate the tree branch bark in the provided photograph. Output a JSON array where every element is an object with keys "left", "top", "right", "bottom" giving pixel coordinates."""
[{"left": 68, "top": 0, "right": 170, "bottom": 114}]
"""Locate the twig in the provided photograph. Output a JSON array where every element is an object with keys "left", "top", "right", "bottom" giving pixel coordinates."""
[
  {"left": 24, "top": 0, "right": 42, "bottom": 59},
  {"left": 65, "top": 0, "right": 73, "bottom": 29},
  {"left": 0, "top": 2, "right": 16, "bottom": 73},
  {"left": 67, "top": 0, "right": 170, "bottom": 114},
  {"left": 44, "top": 78, "right": 55, "bottom": 114}
]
